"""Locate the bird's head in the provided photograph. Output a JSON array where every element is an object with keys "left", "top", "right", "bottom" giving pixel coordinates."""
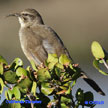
[{"left": 7, "top": 8, "right": 44, "bottom": 27}]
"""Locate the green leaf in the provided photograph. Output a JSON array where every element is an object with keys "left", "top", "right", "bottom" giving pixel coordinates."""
[
  {"left": 59, "top": 86, "right": 67, "bottom": 90},
  {"left": 16, "top": 67, "right": 28, "bottom": 76},
  {"left": 26, "top": 66, "right": 34, "bottom": 80},
  {"left": 47, "top": 54, "right": 58, "bottom": 62},
  {"left": 91, "top": 41, "right": 105, "bottom": 59},
  {"left": 63, "top": 81, "right": 71, "bottom": 87},
  {"left": 41, "top": 82, "right": 54, "bottom": 95},
  {"left": 37, "top": 68, "right": 51, "bottom": 82},
  {"left": 13, "top": 87, "right": 21, "bottom": 99},
  {"left": 63, "top": 78, "right": 72, "bottom": 82},
  {"left": 47, "top": 54, "right": 58, "bottom": 69},
  {"left": 0, "top": 55, "right": 8, "bottom": 65},
  {"left": 69, "top": 64, "right": 76, "bottom": 72},
  {"left": 59, "top": 54, "right": 71, "bottom": 65},
  {"left": 0, "top": 63, "right": 3, "bottom": 75},
  {"left": 65, "top": 86, "right": 71, "bottom": 95},
  {"left": 61, "top": 103, "right": 68, "bottom": 108},
  {"left": 30, "top": 60, "right": 38, "bottom": 71},
  {"left": 56, "top": 63, "right": 64, "bottom": 69},
  {"left": 72, "top": 80, "right": 76, "bottom": 87},
  {"left": 4, "top": 70, "right": 18, "bottom": 83},
  {"left": 0, "top": 78, "right": 4, "bottom": 94},
  {"left": 93, "top": 59, "right": 108, "bottom": 76},
  {"left": 7, "top": 89, "right": 13, "bottom": 100},
  {"left": 48, "top": 62, "right": 56, "bottom": 69},
  {"left": 61, "top": 96, "right": 71, "bottom": 104},
  {"left": 31, "top": 81, "right": 37, "bottom": 96},
  {"left": 10, "top": 58, "right": 23, "bottom": 70},
  {"left": 18, "top": 88, "right": 27, "bottom": 94},
  {"left": 6, "top": 87, "right": 21, "bottom": 100}
]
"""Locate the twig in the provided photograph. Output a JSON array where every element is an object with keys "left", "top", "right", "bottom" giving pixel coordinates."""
[
  {"left": 101, "top": 58, "right": 108, "bottom": 70},
  {"left": 27, "top": 94, "right": 34, "bottom": 108}
]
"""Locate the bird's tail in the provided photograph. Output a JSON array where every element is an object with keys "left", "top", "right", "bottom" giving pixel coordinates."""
[{"left": 80, "top": 71, "right": 105, "bottom": 96}]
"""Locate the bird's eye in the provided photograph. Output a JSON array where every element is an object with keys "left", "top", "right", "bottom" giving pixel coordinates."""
[{"left": 22, "top": 13, "right": 28, "bottom": 16}]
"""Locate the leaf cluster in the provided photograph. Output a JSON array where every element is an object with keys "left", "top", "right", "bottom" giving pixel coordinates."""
[{"left": 0, "top": 54, "right": 94, "bottom": 108}]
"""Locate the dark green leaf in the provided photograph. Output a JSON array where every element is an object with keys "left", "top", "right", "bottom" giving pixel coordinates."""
[
  {"left": 72, "top": 71, "right": 81, "bottom": 80},
  {"left": 55, "top": 67, "right": 61, "bottom": 77},
  {"left": 17, "top": 77, "right": 32, "bottom": 89},
  {"left": 4, "top": 70, "right": 18, "bottom": 83},
  {"left": 84, "top": 92, "right": 94, "bottom": 106},
  {"left": 76, "top": 88, "right": 84, "bottom": 105},
  {"left": 36, "top": 93, "right": 50, "bottom": 108}
]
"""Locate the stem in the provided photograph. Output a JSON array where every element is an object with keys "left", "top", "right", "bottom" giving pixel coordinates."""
[
  {"left": 101, "top": 58, "right": 108, "bottom": 70},
  {"left": 27, "top": 94, "right": 34, "bottom": 108}
]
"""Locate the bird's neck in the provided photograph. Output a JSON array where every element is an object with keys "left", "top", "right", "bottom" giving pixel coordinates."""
[{"left": 33, "top": 17, "right": 44, "bottom": 25}]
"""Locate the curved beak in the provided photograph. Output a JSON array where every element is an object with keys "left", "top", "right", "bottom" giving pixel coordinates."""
[{"left": 6, "top": 13, "right": 21, "bottom": 17}]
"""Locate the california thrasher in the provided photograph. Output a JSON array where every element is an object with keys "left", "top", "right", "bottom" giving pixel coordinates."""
[{"left": 7, "top": 8, "right": 105, "bottom": 96}]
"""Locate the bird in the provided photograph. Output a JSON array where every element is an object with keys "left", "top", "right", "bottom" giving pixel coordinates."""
[{"left": 7, "top": 8, "right": 105, "bottom": 96}]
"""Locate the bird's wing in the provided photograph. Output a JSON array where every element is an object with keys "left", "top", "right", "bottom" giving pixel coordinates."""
[
  {"left": 31, "top": 25, "right": 73, "bottom": 61},
  {"left": 24, "top": 29, "right": 48, "bottom": 65},
  {"left": 29, "top": 45, "right": 48, "bottom": 65}
]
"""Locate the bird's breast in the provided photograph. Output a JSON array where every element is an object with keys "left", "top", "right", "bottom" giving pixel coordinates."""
[{"left": 19, "top": 27, "right": 31, "bottom": 55}]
